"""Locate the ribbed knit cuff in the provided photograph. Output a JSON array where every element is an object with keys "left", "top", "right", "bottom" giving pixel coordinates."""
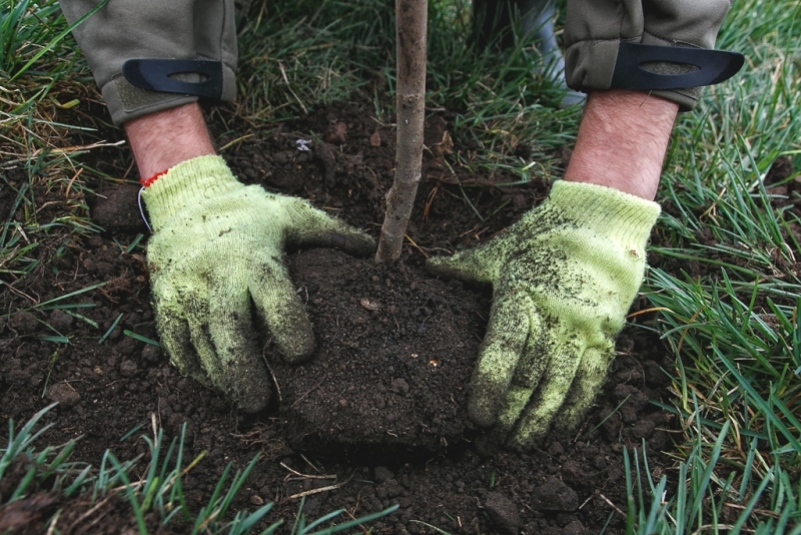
[
  {"left": 141, "top": 155, "right": 242, "bottom": 232},
  {"left": 548, "top": 180, "right": 661, "bottom": 247}
]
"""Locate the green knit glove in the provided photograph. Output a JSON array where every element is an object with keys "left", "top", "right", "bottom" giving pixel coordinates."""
[
  {"left": 427, "top": 180, "right": 660, "bottom": 449},
  {"left": 142, "top": 155, "right": 375, "bottom": 413}
]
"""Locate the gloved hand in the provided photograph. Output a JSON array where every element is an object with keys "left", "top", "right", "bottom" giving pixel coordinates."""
[
  {"left": 427, "top": 180, "right": 660, "bottom": 449},
  {"left": 142, "top": 155, "right": 375, "bottom": 413}
]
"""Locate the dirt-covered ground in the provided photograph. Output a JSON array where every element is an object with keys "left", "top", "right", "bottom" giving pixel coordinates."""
[{"left": 0, "top": 97, "right": 678, "bottom": 534}]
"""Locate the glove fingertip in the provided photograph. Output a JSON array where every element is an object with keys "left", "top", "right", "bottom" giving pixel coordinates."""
[
  {"left": 155, "top": 312, "right": 205, "bottom": 383},
  {"left": 425, "top": 256, "right": 459, "bottom": 278},
  {"left": 468, "top": 402, "right": 498, "bottom": 429},
  {"left": 507, "top": 426, "right": 547, "bottom": 451},
  {"left": 467, "top": 381, "right": 504, "bottom": 429},
  {"left": 275, "top": 328, "right": 316, "bottom": 364},
  {"left": 219, "top": 362, "right": 272, "bottom": 414},
  {"left": 426, "top": 252, "right": 492, "bottom": 283},
  {"left": 341, "top": 232, "right": 376, "bottom": 258}
]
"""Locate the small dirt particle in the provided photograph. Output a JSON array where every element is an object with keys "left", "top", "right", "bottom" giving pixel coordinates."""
[
  {"left": 369, "top": 131, "right": 382, "bottom": 147},
  {"left": 484, "top": 492, "right": 521, "bottom": 535},
  {"left": 391, "top": 378, "right": 410, "bottom": 395},
  {"left": 563, "top": 520, "right": 588, "bottom": 535},
  {"left": 46, "top": 383, "right": 81, "bottom": 407},
  {"left": 119, "top": 359, "right": 138, "bottom": 377},
  {"left": 326, "top": 121, "right": 348, "bottom": 144},
  {"left": 48, "top": 309, "right": 73, "bottom": 331},
  {"left": 630, "top": 418, "right": 656, "bottom": 439},
  {"left": 141, "top": 344, "right": 162, "bottom": 363},
  {"left": 360, "top": 298, "right": 380, "bottom": 311},
  {"left": 532, "top": 477, "right": 578, "bottom": 512},
  {"left": 643, "top": 360, "right": 670, "bottom": 387},
  {"left": 9, "top": 312, "right": 38, "bottom": 334},
  {"left": 374, "top": 466, "right": 394, "bottom": 483}
]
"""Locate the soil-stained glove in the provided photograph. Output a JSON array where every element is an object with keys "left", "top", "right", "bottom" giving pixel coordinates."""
[
  {"left": 142, "top": 155, "right": 375, "bottom": 413},
  {"left": 427, "top": 180, "right": 660, "bottom": 449}
]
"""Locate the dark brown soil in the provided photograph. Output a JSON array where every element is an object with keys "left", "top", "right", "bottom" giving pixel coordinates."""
[{"left": 1, "top": 97, "right": 676, "bottom": 534}]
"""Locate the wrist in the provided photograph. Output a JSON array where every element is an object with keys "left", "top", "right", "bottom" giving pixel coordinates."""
[
  {"left": 563, "top": 90, "right": 677, "bottom": 201},
  {"left": 547, "top": 180, "right": 660, "bottom": 247},
  {"left": 125, "top": 103, "right": 216, "bottom": 179},
  {"left": 141, "top": 155, "right": 241, "bottom": 231}
]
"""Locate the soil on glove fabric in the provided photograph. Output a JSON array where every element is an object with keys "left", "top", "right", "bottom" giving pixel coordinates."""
[{"left": 1, "top": 97, "right": 679, "bottom": 535}]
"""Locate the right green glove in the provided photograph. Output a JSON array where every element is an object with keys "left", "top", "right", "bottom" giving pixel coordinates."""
[
  {"left": 427, "top": 180, "right": 660, "bottom": 449},
  {"left": 142, "top": 155, "right": 375, "bottom": 413}
]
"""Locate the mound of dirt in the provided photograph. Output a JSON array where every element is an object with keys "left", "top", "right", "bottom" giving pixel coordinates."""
[{"left": 276, "top": 247, "right": 488, "bottom": 462}]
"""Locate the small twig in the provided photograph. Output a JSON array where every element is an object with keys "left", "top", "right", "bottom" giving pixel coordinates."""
[
  {"left": 691, "top": 524, "right": 738, "bottom": 534},
  {"left": 301, "top": 453, "right": 323, "bottom": 475},
  {"left": 261, "top": 344, "right": 282, "bottom": 403},
  {"left": 626, "top": 306, "right": 672, "bottom": 319},
  {"left": 283, "top": 474, "right": 354, "bottom": 502},
  {"left": 278, "top": 61, "right": 307, "bottom": 114},
  {"left": 150, "top": 412, "right": 158, "bottom": 443},
  {"left": 723, "top": 502, "right": 781, "bottom": 519},
  {"left": 344, "top": 507, "right": 373, "bottom": 535},
  {"left": 65, "top": 168, "right": 82, "bottom": 199},
  {"left": 597, "top": 492, "right": 625, "bottom": 517},
  {"left": 578, "top": 494, "right": 594, "bottom": 510},
  {"left": 1, "top": 280, "right": 38, "bottom": 304},
  {"left": 404, "top": 234, "right": 429, "bottom": 259},
  {"left": 180, "top": 451, "right": 207, "bottom": 477},
  {"left": 219, "top": 133, "right": 255, "bottom": 152},
  {"left": 290, "top": 377, "right": 326, "bottom": 408},
  {"left": 65, "top": 493, "right": 115, "bottom": 533},
  {"left": 280, "top": 462, "right": 336, "bottom": 481},
  {"left": 45, "top": 509, "right": 61, "bottom": 535}
]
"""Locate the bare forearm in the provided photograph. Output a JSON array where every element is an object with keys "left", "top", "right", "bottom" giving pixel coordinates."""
[
  {"left": 564, "top": 90, "right": 679, "bottom": 201},
  {"left": 124, "top": 102, "right": 216, "bottom": 180}
]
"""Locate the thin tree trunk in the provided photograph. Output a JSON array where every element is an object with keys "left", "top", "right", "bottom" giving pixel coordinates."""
[{"left": 375, "top": 0, "right": 428, "bottom": 262}]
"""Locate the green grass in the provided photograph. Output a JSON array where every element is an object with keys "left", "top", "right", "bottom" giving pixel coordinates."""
[
  {"left": 632, "top": 0, "right": 801, "bottom": 531},
  {"left": 3, "top": 0, "right": 801, "bottom": 532}
]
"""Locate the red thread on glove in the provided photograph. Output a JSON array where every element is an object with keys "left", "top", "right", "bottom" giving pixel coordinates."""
[{"left": 140, "top": 170, "right": 167, "bottom": 188}]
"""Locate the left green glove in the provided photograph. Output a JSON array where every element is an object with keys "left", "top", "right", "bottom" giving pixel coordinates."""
[
  {"left": 142, "top": 155, "right": 375, "bottom": 412},
  {"left": 427, "top": 180, "right": 660, "bottom": 449}
]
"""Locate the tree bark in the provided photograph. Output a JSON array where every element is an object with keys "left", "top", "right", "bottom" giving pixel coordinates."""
[{"left": 375, "top": 0, "right": 428, "bottom": 262}]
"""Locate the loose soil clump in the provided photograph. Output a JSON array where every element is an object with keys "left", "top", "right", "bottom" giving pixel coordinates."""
[{"left": 1, "top": 98, "right": 675, "bottom": 534}]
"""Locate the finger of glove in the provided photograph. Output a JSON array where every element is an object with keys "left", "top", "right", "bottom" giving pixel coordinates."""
[
  {"left": 552, "top": 342, "right": 615, "bottom": 433},
  {"left": 468, "top": 292, "right": 534, "bottom": 428},
  {"left": 489, "top": 324, "right": 551, "bottom": 435},
  {"left": 184, "top": 305, "right": 266, "bottom": 412},
  {"left": 426, "top": 245, "right": 497, "bottom": 284},
  {"left": 283, "top": 198, "right": 375, "bottom": 257},
  {"left": 153, "top": 296, "right": 207, "bottom": 387},
  {"left": 250, "top": 260, "right": 316, "bottom": 363},
  {"left": 507, "top": 336, "right": 585, "bottom": 450},
  {"left": 206, "top": 278, "right": 274, "bottom": 413}
]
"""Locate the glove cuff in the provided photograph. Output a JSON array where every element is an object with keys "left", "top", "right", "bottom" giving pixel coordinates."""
[
  {"left": 548, "top": 180, "right": 661, "bottom": 248},
  {"left": 141, "top": 155, "right": 242, "bottom": 231}
]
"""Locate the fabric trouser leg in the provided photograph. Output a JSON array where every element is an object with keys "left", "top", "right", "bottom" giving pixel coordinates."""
[
  {"left": 60, "top": 0, "right": 238, "bottom": 125},
  {"left": 564, "top": 0, "right": 732, "bottom": 110}
]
